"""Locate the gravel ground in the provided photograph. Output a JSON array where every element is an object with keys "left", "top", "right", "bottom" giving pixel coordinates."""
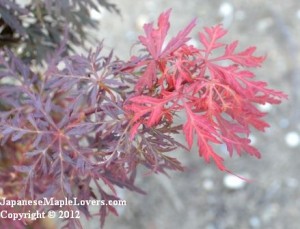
[{"left": 79, "top": 1, "right": 300, "bottom": 228}]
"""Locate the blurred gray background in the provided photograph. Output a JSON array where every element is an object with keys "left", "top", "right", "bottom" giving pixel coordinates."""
[{"left": 84, "top": 0, "right": 300, "bottom": 228}]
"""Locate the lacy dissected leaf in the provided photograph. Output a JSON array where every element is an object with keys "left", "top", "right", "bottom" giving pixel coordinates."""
[
  {"left": 198, "top": 24, "right": 227, "bottom": 56},
  {"left": 124, "top": 94, "right": 175, "bottom": 137},
  {"left": 183, "top": 103, "right": 225, "bottom": 170},
  {"left": 138, "top": 9, "right": 171, "bottom": 59},
  {"left": 216, "top": 114, "right": 261, "bottom": 158},
  {"left": 207, "top": 64, "right": 286, "bottom": 105},
  {"left": 222, "top": 41, "right": 266, "bottom": 67},
  {"left": 135, "top": 9, "right": 196, "bottom": 92},
  {"left": 139, "top": 9, "right": 196, "bottom": 59}
]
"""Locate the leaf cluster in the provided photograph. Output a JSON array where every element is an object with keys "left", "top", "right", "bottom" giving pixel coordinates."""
[
  {"left": 124, "top": 9, "right": 287, "bottom": 171},
  {"left": 0, "top": 8, "right": 286, "bottom": 229},
  {"left": 0, "top": 0, "right": 119, "bottom": 62}
]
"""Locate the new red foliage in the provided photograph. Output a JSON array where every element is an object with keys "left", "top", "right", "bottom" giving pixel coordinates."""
[{"left": 124, "top": 9, "right": 287, "bottom": 171}]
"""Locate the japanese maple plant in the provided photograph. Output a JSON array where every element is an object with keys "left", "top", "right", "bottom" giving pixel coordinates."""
[{"left": 0, "top": 7, "right": 286, "bottom": 229}]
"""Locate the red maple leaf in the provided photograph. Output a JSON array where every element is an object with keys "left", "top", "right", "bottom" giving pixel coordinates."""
[
  {"left": 135, "top": 9, "right": 197, "bottom": 92},
  {"left": 124, "top": 10, "right": 287, "bottom": 172}
]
